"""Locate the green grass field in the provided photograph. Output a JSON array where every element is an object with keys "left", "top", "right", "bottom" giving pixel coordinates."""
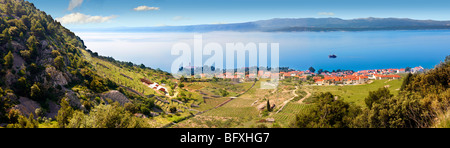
[{"left": 305, "top": 78, "right": 404, "bottom": 107}]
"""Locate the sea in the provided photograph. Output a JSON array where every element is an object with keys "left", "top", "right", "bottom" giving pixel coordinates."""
[{"left": 76, "top": 30, "right": 450, "bottom": 73}]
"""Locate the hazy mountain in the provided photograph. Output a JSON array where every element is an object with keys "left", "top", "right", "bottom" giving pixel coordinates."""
[{"left": 75, "top": 17, "right": 450, "bottom": 32}]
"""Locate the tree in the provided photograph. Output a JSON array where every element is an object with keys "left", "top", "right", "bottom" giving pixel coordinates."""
[
  {"left": 308, "top": 67, "right": 316, "bottom": 73},
  {"left": 26, "top": 35, "right": 39, "bottom": 56},
  {"left": 20, "top": 50, "right": 31, "bottom": 61},
  {"left": 54, "top": 55, "right": 65, "bottom": 71},
  {"left": 178, "top": 83, "right": 184, "bottom": 88},
  {"left": 405, "top": 67, "right": 411, "bottom": 72},
  {"left": 266, "top": 100, "right": 272, "bottom": 112},
  {"left": 170, "top": 106, "right": 177, "bottom": 113},
  {"left": 400, "top": 73, "right": 413, "bottom": 91},
  {"left": 56, "top": 99, "right": 73, "bottom": 128},
  {"left": 139, "top": 63, "right": 146, "bottom": 69},
  {"left": 3, "top": 51, "right": 14, "bottom": 68},
  {"left": 67, "top": 104, "right": 149, "bottom": 128},
  {"left": 364, "top": 87, "right": 393, "bottom": 109},
  {"left": 291, "top": 92, "right": 358, "bottom": 128},
  {"left": 220, "top": 88, "right": 229, "bottom": 97},
  {"left": 318, "top": 69, "right": 324, "bottom": 74},
  {"left": 15, "top": 77, "right": 29, "bottom": 96},
  {"left": 7, "top": 114, "right": 39, "bottom": 128},
  {"left": 445, "top": 55, "right": 450, "bottom": 63},
  {"left": 30, "top": 82, "right": 42, "bottom": 100}
]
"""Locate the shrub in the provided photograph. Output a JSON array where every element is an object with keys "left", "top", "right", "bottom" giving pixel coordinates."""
[{"left": 3, "top": 51, "right": 14, "bottom": 68}]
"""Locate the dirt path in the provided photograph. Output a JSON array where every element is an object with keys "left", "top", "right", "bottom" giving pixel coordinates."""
[
  {"left": 274, "top": 86, "right": 311, "bottom": 114},
  {"left": 297, "top": 89, "right": 311, "bottom": 104},
  {"left": 275, "top": 86, "right": 299, "bottom": 114}
]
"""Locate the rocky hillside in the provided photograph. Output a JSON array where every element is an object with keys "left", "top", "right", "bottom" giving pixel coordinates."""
[{"left": 0, "top": 0, "right": 132, "bottom": 125}]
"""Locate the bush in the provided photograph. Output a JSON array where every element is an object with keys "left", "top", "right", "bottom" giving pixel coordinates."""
[
  {"left": 66, "top": 103, "right": 149, "bottom": 128},
  {"left": 3, "top": 51, "right": 14, "bottom": 68},
  {"left": 54, "top": 56, "right": 65, "bottom": 71},
  {"left": 291, "top": 92, "right": 359, "bottom": 128}
]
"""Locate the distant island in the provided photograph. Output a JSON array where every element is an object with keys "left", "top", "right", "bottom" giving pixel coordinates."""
[{"left": 75, "top": 17, "right": 450, "bottom": 33}]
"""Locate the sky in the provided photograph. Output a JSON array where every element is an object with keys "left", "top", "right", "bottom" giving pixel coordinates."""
[{"left": 27, "top": 0, "right": 450, "bottom": 30}]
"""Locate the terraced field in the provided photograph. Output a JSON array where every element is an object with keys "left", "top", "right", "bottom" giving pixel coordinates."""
[{"left": 272, "top": 103, "right": 314, "bottom": 127}]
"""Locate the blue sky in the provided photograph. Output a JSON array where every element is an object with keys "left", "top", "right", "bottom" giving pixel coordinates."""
[{"left": 27, "top": 0, "right": 450, "bottom": 29}]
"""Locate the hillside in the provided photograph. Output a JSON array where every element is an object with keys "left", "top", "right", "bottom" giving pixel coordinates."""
[
  {"left": 0, "top": 0, "right": 182, "bottom": 128},
  {"left": 1, "top": 0, "right": 92, "bottom": 123}
]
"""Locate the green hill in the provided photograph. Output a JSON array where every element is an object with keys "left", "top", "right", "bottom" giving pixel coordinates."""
[{"left": 0, "top": 0, "right": 189, "bottom": 128}]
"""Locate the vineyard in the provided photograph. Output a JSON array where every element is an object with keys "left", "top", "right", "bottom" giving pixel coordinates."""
[
  {"left": 202, "top": 97, "right": 260, "bottom": 118},
  {"left": 272, "top": 103, "right": 314, "bottom": 127}
]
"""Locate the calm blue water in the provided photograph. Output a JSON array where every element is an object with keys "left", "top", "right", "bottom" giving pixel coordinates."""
[{"left": 78, "top": 30, "right": 450, "bottom": 72}]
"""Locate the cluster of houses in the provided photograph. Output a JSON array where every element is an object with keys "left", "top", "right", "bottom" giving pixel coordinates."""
[
  {"left": 280, "top": 67, "right": 425, "bottom": 85},
  {"left": 179, "top": 65, "right": 425, "bottom": 86},
  {"left": 140, "top": 78, "right": 168, "bottom": 94}
]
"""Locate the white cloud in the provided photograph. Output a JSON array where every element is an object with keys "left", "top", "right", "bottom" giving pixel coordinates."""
[
  {"left": 318, "top": 12, "right": 335, "bottom": 16},
  {"left": 68, "top": 0, "right": 84, "bottom": 11},
  {"left": 133, "top": 6, "right": 160, "bottom": 11},
  {"left": 56, "top": 12, "right": 117, "bottom": 24},
  {"left": 172, "top": 16, "right": 190, "bottom": 21}
]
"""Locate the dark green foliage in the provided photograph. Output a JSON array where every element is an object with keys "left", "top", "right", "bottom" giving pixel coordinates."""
[
  {"left": 400, "top": 73, "right": 413, "bottom": 91},
  {"left": 308, "top": 66, "right": 316, "bottom": 73},
  {"left": 53, "top": 56, "right": 65, "bottom": 71},
  {"left": 354, "top": 91, "right": 433, "bottom": 128},
  {"left": 14, "top": 76, "right": 30, "bottom": 96},
  {"left": 364, "top": 87, "right": 393, "bottom": 109},
  {"left": 66, "top": 103, "right": 149, "bottom": 128},
  {"left": 170, "top": 106, "right": 177, "bottom": 113},
  {"left": 7, "top": 114, "right": 39, "bottom": 128},
  {"left": 124, "top": 102, "right": 138, "bottom": 114},
  {"left": 30, "top": 82, "right": 42, "bottom": 100},
  {"left": 0, "top": 87, "right": 14, "bottom": 123},
  {"left": 220, "top": 88, "right": 229, "bottom": 97},
  {"left": 3, "top": 51, "right": 14, "bottom": 68},
  {"left": 56, "top": 99, "right": 73, "bottom": 128},
  {"left": 291, "top": 92, "right": 359, "bottom": 128}
]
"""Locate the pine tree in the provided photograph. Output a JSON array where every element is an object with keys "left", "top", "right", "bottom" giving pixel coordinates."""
[{"left": 3, "top": 51, "right": 14, "bottom": 68}]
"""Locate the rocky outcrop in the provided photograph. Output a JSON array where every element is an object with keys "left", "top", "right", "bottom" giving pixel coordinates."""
[
  {"left": 13, "top": 97, "right": 41, "bottom": 117},
  {"left": 46, "top": 101, "right": 60, "bottom": 119},
  {"left": 101, "top": 90, "right": 131, "bottom": 106},
  {"left": 65, "top": 90, "right": 81, "bottom": 109},
  {"left": 12, "top": 52, "right": 26, "bottom": 71},
  {"left": 45, "top": 66, "right": 69, "bottom": 87}
]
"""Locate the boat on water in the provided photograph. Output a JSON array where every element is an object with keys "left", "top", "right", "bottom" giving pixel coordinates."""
[{"left": 329, "top": 54, "right": 337, "bottom": 58}]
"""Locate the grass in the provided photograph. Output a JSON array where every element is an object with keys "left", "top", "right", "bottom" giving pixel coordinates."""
[
  {"left": 434, "top": 110, "right": 450, "bottom": 128},
  {"left": 38, "top": 121, "right": 58, "bottom": 128},
  {"left": 81, "top": 49, "right": 165, "bottom": 96},
  {"left": 305, "top": 79, "right": 404, "bottom": 107}
]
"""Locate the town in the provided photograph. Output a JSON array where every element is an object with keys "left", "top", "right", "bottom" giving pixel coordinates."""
[{"left": 177, "top": 66, "right": 425, "bottom": 86}]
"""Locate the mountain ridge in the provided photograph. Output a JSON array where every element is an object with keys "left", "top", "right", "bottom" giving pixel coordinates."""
[{"left": 72, "top": 17, "right": 450, "bottom": 33}]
